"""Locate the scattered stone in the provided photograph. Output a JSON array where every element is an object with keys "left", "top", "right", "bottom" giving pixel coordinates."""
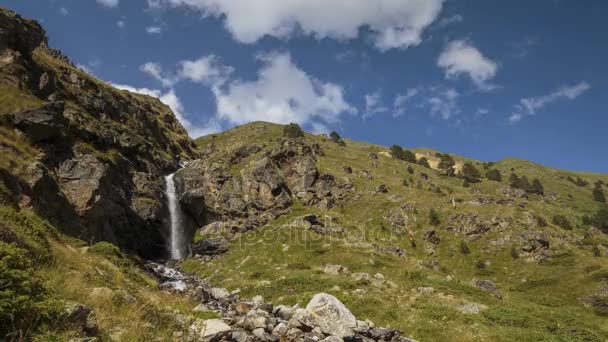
[
  {"left": 64, "top": 302, "right": 99, "bottom": 336},
  {"left": 324, "top": 264, "right": 349, "bottom": 275},
  {"left": 457, "top": 303, "right": 488, "bottom": 314},
  {"left": 473, "top": 280, "right": 503, "bottom": 299},
  {"left": 375, "top": 184, "right": 389, "bottom": 193},
  {"left": 423, "top": 229, "right": 441, "bottom": 244},
  {"left": 417, "top": 287, "right": 435, "bottom": 295},
  {"left": 292, "top": 293, "right": 358, "bottom": 338},
  {"left": 188, "top": 319, "right": 232, "bottom": 341},
  {"left": 210, "top": 287, "right": 231, "bottom": 300},
  {"left": 352, "top": 273, "right": 372, "bottom": 282}
]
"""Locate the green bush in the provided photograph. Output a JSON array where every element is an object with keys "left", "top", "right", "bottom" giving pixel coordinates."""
[
  {"left": 438, "top": 154, "right": 455, "bottom": 176},
  {"left": 407, "top": 166, "right": 414, "bottom": 174},
  {"left": 552, "top": 215, "right": 572, "bottom": 230},
  {"left": 536, "top": 215, "right": 548, "bottom": 227},
  {"left": 510, "top": 245, "right": 519, "bottom": 259},
  {"left": 460, "top": 240, "right": 470, "bottom": 254},
  {"left": 390, "top": 145, "right": 405, "bottom": 160},
  {"left": 485, "top": 169, "right": 502, "bottom": 182},
  {"left": 460, "top": 162, "right": 481, "bottom": 183},
  {"left": 283, "top": 123, "right": 304, "bottom": 138},
  {"left": 429, "top": 208, "right": 440, "bottom": 226},
  {"left": 593, "top": 187, "right": 605, "bottom": 203},
  {"left": 0, "top": 242, "right": 61, "bottom": 339},
  {"left": 417, "top": 157, "right": 430, "bottom": 168},
  {"left": 90, "top": 241, "right": 123, "bottom": 259},
  {"left": 529, "top": 178, "right": 545, "bottom": 196}
]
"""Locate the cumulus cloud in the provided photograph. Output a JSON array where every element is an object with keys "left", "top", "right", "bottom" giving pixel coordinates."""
[
  {"left": 509, "top": 81, "right": 591, "bottom": 123},
  {"left": 146, "top": 26, "right": 162, "bottom": 34},
  {"left": 116, "top": 20, "right": 126, "bottom": 28},
  {"left": 140, "top": 62, "right": 175, "bottom": 87},
  {"left": 96, "top": 0, "right": 119, "bottom": 8},
  {"left": 438, "top": 40, "right": 498, "bottom": 90},
  {"left": 363, "top": 92, "right": 389, "bottom": 119},
  {"left": 178, "top": 56, "right": 233, "bottom": 85},
  {"left": 434, "top": 14, "right": 463, "bottom": 29},
  {"left": 393, "top": 88, "right": 420, "bottom": 117},
  {"left": 150, "top": 0, "right": 444, "bottom": 50},
  {"left": 213, "top": 52, "right": 355, "bottom": 127},
  {"left": 59, "top": 7, "right": 69, "bottom": 16}
]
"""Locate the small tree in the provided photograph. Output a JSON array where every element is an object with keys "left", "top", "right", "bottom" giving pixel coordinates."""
[
  {"left": 284, "top": 123, "right": 304, "bottom": 138},
  {"left": 593, "top": 186, "right": 606, "bottom": 203},
  {"left": 390, "top": 145, "right": 405, "bottom": 160},
  {"left": 329, "top": 131, "right": 341, "bottom": 141},
  {"left": 486, "top": 169, "right": 502, "bottom": 182},
  {"left": 461, "top": 162, "right": 481, "bottom": 183},
  {"left": 429, "top": 208, "right": 440, "bottom": 226},
  {"left": 589, "top": 207, "right": 608, "bottom": 233},
  {"left": 403, "top": 150, "right": 417, "bottom": 163},
  {"left": 407, "top": 166, "right": 414, "bottom": 174},
  {"left": 418, "top": 157, "right": 431, "bottom": 168},
  {"left": 509, "top": 173, "right": 520, "bottom": 188},
  {"left": 438, "top": 153, "right": 455, "bottom": 176}
]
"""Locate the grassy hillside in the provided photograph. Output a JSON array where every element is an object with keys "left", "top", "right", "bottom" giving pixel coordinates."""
[{"left": 190, "top": 121, "right": 608, "bottom": 341}]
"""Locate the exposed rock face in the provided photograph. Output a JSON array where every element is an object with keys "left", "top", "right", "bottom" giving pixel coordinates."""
[
  {"left": 175, "top": 137, "right": 344, "bottom": 245},
  {"left": 0, "top": 7, "right": 198, "bottom": 257}
]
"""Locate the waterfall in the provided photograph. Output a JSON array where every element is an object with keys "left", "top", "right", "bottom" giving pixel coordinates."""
[{"left": 165, "top": 172, "right": 184, "bottom": 260}]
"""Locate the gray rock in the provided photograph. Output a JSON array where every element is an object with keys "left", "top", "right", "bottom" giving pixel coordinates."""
[
  {"left": 192, "top": 238, "right": 229, "bottom": 256},
  {"left": 64, "top": 302, "right": 98, "bottom": 336},
  {"left": 292, "top": 293, "right": 357, "bottom": 338},
  {"left": 210, "top": 287, "right": 231, "bottom": 300},
  {"left": 11, "top": 102, "right": 67, "bottom": 142},
  {"left": 473, "top": 280, "right": 503, "bottom": 299},
  {"left": 188, "top": 319, "right": 232, "bottom": 341},
  {"left": 324, "top": 264, "right": 348, "bottom": 275},
  {"left": 457, "top": 303, "right": 488, "bottom": 314}
]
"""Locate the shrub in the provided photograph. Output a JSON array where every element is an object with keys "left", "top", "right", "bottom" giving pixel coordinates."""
[
  {"left": 407, "top": 166, "right": 414, "bottom": 174},
  {"left": 552, "top": 215, "right": 572, "bottom": 230},
  {"left": 486, "top": 169, "right": 502, "bottom": 182},
  {"left": 329, "top": 131, "right": 341, "bottom": 141},
  {"left": 460, "top": 240, "right": 470, "bottom": 254},
  {"left": 390, "top": 145, "right": 405, "bottom": 160},
  {"left": 462, "top": 180, "right": 470, "bottom": 188},
  {"left": 510, "top": 245, "right": 519, "bottom": 259},
  {"left": 429, "top": 208, "right": 440, "bottom": 226},
  {"left": 568, "top": 176, "right": 588, "bottom": 187},
  {"left": 475, "top": 260, "right": 486, "bottom": 269},
  {"left": 588, "top": 207, "right": 608, "bottom": 233},
  {"left": 593, "top": 187, "right": 605, "bottom": 203},
  {"left": 529, "top": 178, "right": 545, "bottom": 196},
  {"left": 590, "top": 296, "right": 608, "bottom": 316},
  {"left": 438, "top": 153, "right": 455, "bottom": 176},
  {"left": 402, "top": 179, "right": 409, "bottom": 186},
  {"left": 402, "top": 150, "right": 417, "bottom": 163},
  {"left": 536, "top": 215, "right": 548, "bottom": 227},
  {"left": 417, "top": 157, "right": 430, "bottom": 168},
  {"left": 90, "top": 241, "right": 123, "bottom": 259},
  {"left": 0, "top": 242, "right": 61, "bottom": 339},
  {"left": 461, "top": 162, "right": 481, "bottom": 183},
  {"left": 283, "top": 123, "right": 304, "bottom": 138}
]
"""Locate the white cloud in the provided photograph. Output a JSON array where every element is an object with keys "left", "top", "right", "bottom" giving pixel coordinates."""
[
  {"left": 426, "top": 87, "right": 459, "bottom": 120},
  {"left": 438, "top": 40, "right": 498, "bottom": 90},
  {"left": 76, "top": 64, "right": 93, "bottom": 74},
  {"left": 178, "top": 55, "right": 233, "bottom": 85},
  {"left": 393, "top": 88, "right": 420, "bottom": 117},
  {"left": 434, "top": 14, "right": 462, "bottom": 29},
  {"left": 363, "top": 92, "right": 389, "bottom": 119},
  {"left": 212, "top": 52, "right": 355, "bottom": 127},
  {"left": 111, "top": 83, "right": 220, "bottom": 138},
  {"left": 96, "top": 0, "right": 119, "bottom": 8},
  {"left": 116, "top": 20, "right": 126, "bottom": 28},
  {"left": 150, "top": 0, "right": 444, "bottom": 50},
  {"left": 59, "top": 7, "right": 69, "bottom": 16},
  {"left": 140, "top": 62, "right": 175, "bottom": 87},
  {"left": 146, "top": 26, "right": 162, "bottom": 34},
  {"left": 509, "top": 81, "right": 591, "bottom": 123}
]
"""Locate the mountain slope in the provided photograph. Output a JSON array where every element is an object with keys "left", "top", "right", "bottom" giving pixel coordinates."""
[{"left": 180, "top": 121, "right": 608, "bottom": 341}]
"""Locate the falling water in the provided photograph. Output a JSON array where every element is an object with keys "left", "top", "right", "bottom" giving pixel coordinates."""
[{"left": 165, "top": 172, "right": 184, "bottom": 260}]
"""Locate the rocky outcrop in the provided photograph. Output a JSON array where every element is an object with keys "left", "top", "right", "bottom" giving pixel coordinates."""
[
  {"left": 0, "top": 7, "right": 198, "bottom": 257},
  {"left": 175, "top": 137, "right": 346, "bottom": 247}
]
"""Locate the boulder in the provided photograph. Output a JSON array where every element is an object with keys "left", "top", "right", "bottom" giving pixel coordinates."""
[
  {"left": 64, "top": 302, "right": 99, "bottom": 336},
  {"left": 324, "top": 264, "right": 349, "bottom": 275},
  {"left": 11, "top": 102, "right": 67, "bottom": 142},
  {"left": 192, "top": 238, "right": 229, "bottom": 256},
  {"left": 188, "top": 319, "right": 232, "bottom": 341},
  {"left": 457, "top": 303, "right": 488, "bottom": 314},
  {"left": 473, "top": 280, "right": 503, "bottom": 299},
  {"left": 292, "top": 293, "right": 357, "bottom": 338}
]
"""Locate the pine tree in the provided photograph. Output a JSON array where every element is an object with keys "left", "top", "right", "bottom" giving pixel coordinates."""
[{"left": 390, "top": 145, "right": 405, "bottom": 160}]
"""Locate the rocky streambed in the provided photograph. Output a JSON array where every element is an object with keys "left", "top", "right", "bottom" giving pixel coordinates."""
[{"left": 145, "top": 262, "right": 417, "bottom": 341}]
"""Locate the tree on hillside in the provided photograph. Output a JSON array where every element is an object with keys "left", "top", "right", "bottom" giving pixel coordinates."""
[
  {"left": 284, "top": 123, "right": 304, "bottom": 138},
  {"left": 509, "top": 173, "right": 520, "bottom": 188},
  {"left": 593, "top": 186, "right": 606, "bottom": 203},
  {"left": 438, "top": 153, "right": 455, "bottom": 176},
  {"left": 461, "top": 162, "right": 481, "bottom": 183},
  {"left": 390, "top": 145, "right": 405, "bottom": 160},
  {"left": 418, "top": 157, "right": 431, "bottom": 169},
  {"left": 329, "top": 131, "right": 346, "bottom": 146},
  {"left": 402, "top": 150, "right": 416, "bottom": 163},
  {"left": 486, "top": 169, "right": 502, "bottom": 182},
  {"left": 530, "top": 178, "right": 545, "bottom": 196},
  {"left": 590, "top": 207, "right": 608, "bottom": 233}
]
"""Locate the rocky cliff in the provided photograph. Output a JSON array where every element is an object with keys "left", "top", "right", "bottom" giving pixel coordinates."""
[{"left": 0, "top": 7, "right": 198, "bottom": 257}]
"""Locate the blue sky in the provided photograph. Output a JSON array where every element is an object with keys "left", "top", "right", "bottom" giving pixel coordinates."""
[{"left": 3, "top": 0, "right": 607, "bottom": 172}]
